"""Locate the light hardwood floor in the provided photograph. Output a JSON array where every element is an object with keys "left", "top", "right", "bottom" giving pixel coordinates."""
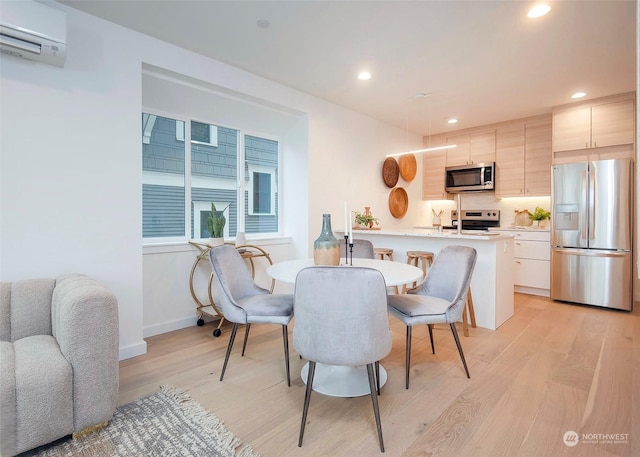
[{"left": 119, "top": 293, "right": 639, "bottom": 456}]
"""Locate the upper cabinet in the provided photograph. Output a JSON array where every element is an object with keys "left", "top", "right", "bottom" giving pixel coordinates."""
[
  {"left": 422, "top": 92, "right": 634, "bottom": 200},
  {"left": 495, "top": 122, "right": 525, "bottom": 197},
  {"left": 524, "top": 118, "right": 552, "bottom": 196},
  {"left": 422, "top": 135, "right": 453, "bottom": 201},
  {"left": 495, "top": 115, "right": 551, "bottom": 197},
  {"left": 552, "top": 93, "right": 635, "bottom": 163},
  {"left": 446, "top": 131, "right": 495, "bottom": 166}
]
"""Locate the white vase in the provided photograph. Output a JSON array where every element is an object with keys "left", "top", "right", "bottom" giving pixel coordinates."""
[{"left": 208, "top": 237, "right": 224, "bottom": 247}]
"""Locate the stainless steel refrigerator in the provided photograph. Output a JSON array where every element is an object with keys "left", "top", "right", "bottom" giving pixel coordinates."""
[{"left": 551, "top": 158, "right": 633, "bottom": 311}]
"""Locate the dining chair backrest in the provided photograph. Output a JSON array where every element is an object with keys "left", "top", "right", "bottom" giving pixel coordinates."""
[
  {"left": 414, "top": 245, "right": 477, "bottom": 321},
  {"left": 338, "top": 238, "right": 375, "bottom": 259},
  {"left": 293, "top": 266, "right": 391, "bottom": 367},
  {"left": 209, "top": 244, "right": 269, "bottom": 323}
]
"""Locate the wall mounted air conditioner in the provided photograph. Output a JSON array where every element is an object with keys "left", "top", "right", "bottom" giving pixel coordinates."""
[{"left": 0, "top": 0, "right": 67, "bottom": 67}]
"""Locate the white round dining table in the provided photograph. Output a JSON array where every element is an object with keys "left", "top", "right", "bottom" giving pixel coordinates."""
[
  {"left": 266, "top": 258, "right": 423, "bottom": 287},
  {"left": 266, "top": 258, "right": 423, "bottom": 398}
]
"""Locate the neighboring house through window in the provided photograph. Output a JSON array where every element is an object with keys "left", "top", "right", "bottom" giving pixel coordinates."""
[{"left": 142, "top": 113, "right": 280, "bottom": 241}]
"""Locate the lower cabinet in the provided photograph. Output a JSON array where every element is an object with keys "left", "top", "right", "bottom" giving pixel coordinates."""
[{"left": 494, "top": 230, "right": 550, "bottom": 296}]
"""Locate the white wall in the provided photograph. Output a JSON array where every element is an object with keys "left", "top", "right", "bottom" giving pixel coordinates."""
[{"left": 0, "top": 2, "right": 420, "bottom": 358}]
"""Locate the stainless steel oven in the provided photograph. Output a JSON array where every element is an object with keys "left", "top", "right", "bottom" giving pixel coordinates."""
[{"left": 450, "top": 209, "right": 500, "bottom": 230}]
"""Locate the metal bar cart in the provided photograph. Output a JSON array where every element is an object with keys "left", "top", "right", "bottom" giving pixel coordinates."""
[{"left": 188, "top": 241, "right": 274, "bottom": 336}]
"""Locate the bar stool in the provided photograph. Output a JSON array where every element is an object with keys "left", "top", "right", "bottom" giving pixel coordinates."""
[
  {"left": 374, "top": 247, "right": 394, "bottom": 261},
  {"left": 462, "top": 288, "right": 477, "bottom": 337},
  {"left": 405, "top": 250, "right": 434, "bottom": 290},
  {"left": 375, "top": 247, "right": 399, "bottom": 294}
]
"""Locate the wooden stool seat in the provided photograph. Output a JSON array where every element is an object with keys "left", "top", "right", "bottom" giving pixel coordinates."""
[
  {"left": 375, "top": 247, "right": 398, "bottom": 294},
  {"left": 374, "top": 247, "right": 394, "bottom": 261},
  {"left": 405, "top": 251, "right": 434, "bottom": 290}
]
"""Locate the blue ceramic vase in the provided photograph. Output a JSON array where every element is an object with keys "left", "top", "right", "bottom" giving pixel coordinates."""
[{"left": 313, "top": 214, "right": 340, "bottom": 265}]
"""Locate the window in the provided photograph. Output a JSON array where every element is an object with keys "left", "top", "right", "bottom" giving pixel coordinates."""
[
  {"left": 142, "top": 112, "right": 280, "bottom": 241},
  {"left": 247, "top": 164, "right": 276, "bottom": 216},
  {"left": 253, "top": 172, "right": 271, "bottom": 213},
  {"left": 190, "top": 121, "right": 218, "bottom": 146}
]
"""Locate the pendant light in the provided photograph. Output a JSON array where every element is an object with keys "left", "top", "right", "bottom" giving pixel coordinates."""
[{"left": 386, "top": 93, "right": 456, "bottom": 158}]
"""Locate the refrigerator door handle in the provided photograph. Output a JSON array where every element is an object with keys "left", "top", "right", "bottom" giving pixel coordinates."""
[
  {"left": 588, "top": 165, "right": 595, "bottom": 241},
  {"left": 581, "top": 169, "right": 588, "bottom": 241}
]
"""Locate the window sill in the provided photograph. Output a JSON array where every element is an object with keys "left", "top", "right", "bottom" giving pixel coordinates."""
[{"left": 143, "top": 236, "right": 292, "bottom": 255}]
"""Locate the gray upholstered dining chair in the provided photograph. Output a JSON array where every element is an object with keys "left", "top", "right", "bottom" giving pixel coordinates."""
[
  {"left": 387, "top": 245, "right": 477, "bottom": 389},
  {"left": 338, "top": 238, "right": 375, "bottom": 259},
  {"left": 208, "top": 244, "right": 293, "bottom": 385},
  {"left": 293, "top": 266, "right": 392, "bottom": 452}
]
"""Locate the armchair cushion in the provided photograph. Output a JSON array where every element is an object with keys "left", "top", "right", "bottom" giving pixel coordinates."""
[{"left": 0, "top": 274, "right": 118, "bottom": 457}]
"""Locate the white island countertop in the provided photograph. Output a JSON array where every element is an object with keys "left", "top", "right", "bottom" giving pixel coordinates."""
[
  {"left": 341, "top": 228, "right": 514, "bottom": 240},
  {"left": 336, "top": 228, "right": 515, "bottom": 330}
]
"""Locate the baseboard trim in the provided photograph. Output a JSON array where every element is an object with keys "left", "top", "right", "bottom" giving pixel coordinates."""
[
  {"left": 143, "top": 316, "right": 200, "bottom": 338},
  {"left": 119, "top": 341, "right": 147, "bottom": 360}
]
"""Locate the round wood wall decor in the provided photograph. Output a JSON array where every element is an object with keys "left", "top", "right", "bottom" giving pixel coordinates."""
[
  {"left": 388, "top": 187, "right": 408, "bottom": 218},
  {"left": 382, "top": 157, "right": 399, "bottom": 188},
  {"left": 399, "top": 154, "right": 417, "bottom": 181}
]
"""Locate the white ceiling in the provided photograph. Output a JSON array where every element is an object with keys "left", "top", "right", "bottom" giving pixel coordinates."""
[{"left": 59, "top": 0, "right": 637, "bottom": 136}]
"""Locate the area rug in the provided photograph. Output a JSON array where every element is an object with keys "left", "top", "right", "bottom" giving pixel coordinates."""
[{"left": 21, "top": 386, "right": 259, "bottom": 457}]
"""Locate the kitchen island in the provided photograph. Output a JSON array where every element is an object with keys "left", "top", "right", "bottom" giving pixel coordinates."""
[{"left": 340, "top": 228, "right": 515, "bottom": 330}]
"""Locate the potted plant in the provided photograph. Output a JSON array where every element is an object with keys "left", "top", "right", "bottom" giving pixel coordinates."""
[
  {"left": 529, "top": 207, "right": 551, "bottom": 228},
  {"left": 207, "top": 203, "right": 227, "bottom": 246},
  {"left": 354, "top": 208, "right": 379, "bottom": 229}
]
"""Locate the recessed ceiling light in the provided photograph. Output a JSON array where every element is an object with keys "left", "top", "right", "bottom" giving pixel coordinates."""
[
  {"left": 357, "top": 71, "right": 372, "bottom": 81},
  {"left": 528, "top": 3, "right": 551, "bottom": 18},
  {"left": 571, "top": 92, "right": 587, "bottom": 99},
  {"left": 448, "top": 118, "right": 458, "bottom": 124}
]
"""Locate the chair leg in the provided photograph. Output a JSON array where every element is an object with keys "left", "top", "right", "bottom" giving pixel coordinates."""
[
  {"left": 282, "top": 324, "right": 291, "bottom": 387},
  {"left": 375, "top": 361, "right": 381, "bottom": 395},
  {"left": 298, "top": 361, "right": 316, "bottom": 447},
  {"left": 427, "top": 324, "right": 435, "bottom": 354},
  {"left": 366, "top": 363, "right": 385, "bottom": 453},
  {"left": 450, "top": 323, "right": 470, "bottom": 378},
  {"left": 241, "top": 323, "right": 251, "bottom": 356},
  {"left": 220, "top": 323, "right": 239, "bottom": 381},
  {"left": 405, "top": 325, "right": 412, "bottom": 389}
]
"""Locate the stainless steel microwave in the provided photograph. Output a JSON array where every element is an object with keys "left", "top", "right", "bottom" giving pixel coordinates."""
[{"left": 445, "top": 162, "right": 495, "bottom": 192}]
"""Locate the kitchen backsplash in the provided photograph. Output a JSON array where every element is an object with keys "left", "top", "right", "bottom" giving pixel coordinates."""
[{"left": 422, "top": 193, "right": 551, "bottom": 228}]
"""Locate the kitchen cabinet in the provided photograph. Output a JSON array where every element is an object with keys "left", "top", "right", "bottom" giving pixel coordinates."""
[
  {"left": 552, "top": 93, "right": 635, "bottom": 163},
  {"left": 422, "top": 135, "right": 453, "bottom": 200},
  {"left": 446, "top": 131, "right": 495, "bottom": 166},
  {"left": 494, "top": 230, "right": 550, "bottom": 296},
  {"left": 495, "top": 115, "right": 551, "bottom": 197}
]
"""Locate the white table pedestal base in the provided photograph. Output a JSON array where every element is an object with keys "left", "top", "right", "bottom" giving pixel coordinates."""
[{"left": 300, "top": 362, "right": 387, "bottom": 398}]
